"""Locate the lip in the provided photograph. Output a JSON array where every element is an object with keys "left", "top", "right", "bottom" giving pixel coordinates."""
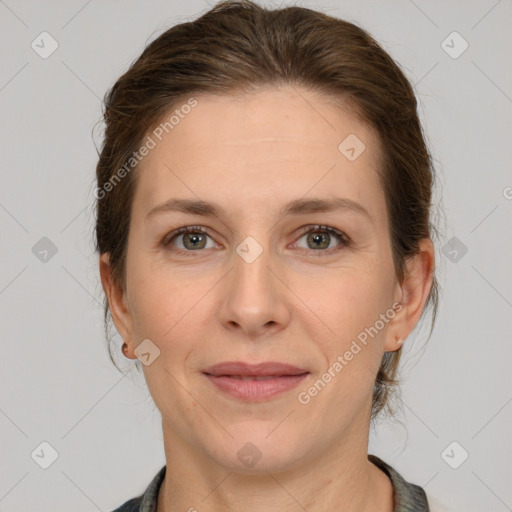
[
  {"left": 203, "top": 361, "right": 308, "bottom": 377},
  {"left": 202, "top": 361, "right": 309, "bottom": 402}
]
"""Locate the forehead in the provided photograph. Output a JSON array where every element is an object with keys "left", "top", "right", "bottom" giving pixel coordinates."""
[{"left": 133, "top": 85, "right": 385, "bottom": 223}]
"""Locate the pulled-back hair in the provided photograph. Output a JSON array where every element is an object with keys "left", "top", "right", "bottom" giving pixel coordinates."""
[{"left": 94, "top": 0, "right": 440, "bottom": 420}]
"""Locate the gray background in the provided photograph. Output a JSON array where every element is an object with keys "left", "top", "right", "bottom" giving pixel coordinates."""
[{"left": 1, "top": 0, "right": 511, "bottom": 510}]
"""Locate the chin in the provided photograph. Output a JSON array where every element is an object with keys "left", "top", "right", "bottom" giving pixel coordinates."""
[{"left": 204, "top": 424, "right": 306, "bottom": 474}]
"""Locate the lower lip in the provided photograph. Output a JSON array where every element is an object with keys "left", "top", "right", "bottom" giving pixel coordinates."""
[{"left": 204, "top": 373, "right": 309, "bottom": 402}]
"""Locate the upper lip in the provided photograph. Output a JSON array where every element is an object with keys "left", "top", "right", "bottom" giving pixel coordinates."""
[{"left": 203, "top": 361, "right": 309, "bottom": 377}]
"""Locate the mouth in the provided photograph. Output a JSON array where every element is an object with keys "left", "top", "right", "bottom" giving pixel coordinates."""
[
  {"left": 203, "top": 361, "right": 308, "bottom": 377},
  {"left": 212, "top": 375, "right": 302, "bottom": 380},
  {"left": 202, "top": 361, "right": 309, "bottom": 402}
]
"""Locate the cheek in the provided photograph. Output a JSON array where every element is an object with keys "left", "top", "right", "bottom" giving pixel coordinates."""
[
  {"left": 306, "top": 269, "right": 391, "bottom": 384},
  {"left": 308, "top": 280, "right": 388, "bottom": 407},
  {"left": 309, "top": 269, "right": 388, "bottom": 335},
  {"left": 127, "top": 271, "right": 222, "bottom": 387},
  {"left": 128, "top": 267, "right": 207, "bottom": 338}
]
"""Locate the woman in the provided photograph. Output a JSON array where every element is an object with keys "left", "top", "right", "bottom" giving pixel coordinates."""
[{"left": 96, "top": 1, "right": 443, "bottom": 510}]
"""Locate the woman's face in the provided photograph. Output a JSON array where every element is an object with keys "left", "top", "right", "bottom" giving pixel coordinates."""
[{"left": 107, "top": 85, "right": 409, "bottom": 472}]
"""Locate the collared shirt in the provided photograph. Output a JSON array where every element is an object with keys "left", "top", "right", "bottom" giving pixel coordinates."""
[{"left": 111, "top": 454, "right": 432, "bottom": 511}]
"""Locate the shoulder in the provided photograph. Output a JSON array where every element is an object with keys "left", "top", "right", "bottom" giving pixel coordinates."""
[
  {"left": 425, "top": 493, "right": 451, "bottom": 512},
  {"left": 109, "top": 465, "right": 166, "bottom": 512},
  {"left": 369, "top": 454, "right": 430, "bottom": 511},
  {"left": 111, "top": 496, "right": 143, "bottom": 512}
]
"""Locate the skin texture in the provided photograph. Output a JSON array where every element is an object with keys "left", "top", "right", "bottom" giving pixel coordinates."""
[{"left": 100, "top": 84, "right": 434, "bottom": 512}]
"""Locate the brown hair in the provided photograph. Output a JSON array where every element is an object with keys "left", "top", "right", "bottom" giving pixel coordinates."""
[{"left": 94, "top": 0, "right": 440, "bottom": 420}]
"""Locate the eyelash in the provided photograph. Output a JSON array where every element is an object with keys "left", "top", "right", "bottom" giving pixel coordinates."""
[{"left": 162, "top": 224, "right": 351, "bottom": 257}]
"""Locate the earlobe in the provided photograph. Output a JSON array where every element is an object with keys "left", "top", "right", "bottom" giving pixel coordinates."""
[
  {"left": 99, "top": 253, "right": 134, "bottom": 344},
  {"left": 384, "top": 238, "right": 435, "bottom": 352}
]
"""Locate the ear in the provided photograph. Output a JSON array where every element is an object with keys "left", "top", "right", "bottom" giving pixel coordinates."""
[
  {"left": 384, "top": 238, "right": 435, "bottom": 352},
  {"left": 99, "top": 253, "right": 135, "bottom": 348}
]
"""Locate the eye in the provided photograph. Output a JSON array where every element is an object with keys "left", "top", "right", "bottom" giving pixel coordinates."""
[
  {"left": 162, "top": 224, "right": 351, "bottom": 256},
  {"left": 163, "top": 226, "right": 216, "bottom": 252},
  {"left": 293, "top": 225, "right": 351, "bottom": 256}
]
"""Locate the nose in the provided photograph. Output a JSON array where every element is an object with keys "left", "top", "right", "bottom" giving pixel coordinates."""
[{"left": 218, "top": 236, "right": 290, "bottom": 339}]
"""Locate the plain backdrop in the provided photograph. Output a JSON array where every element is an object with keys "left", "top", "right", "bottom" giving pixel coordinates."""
[{"left": 0, "top": 0, "right": 511, "bottom": 511}]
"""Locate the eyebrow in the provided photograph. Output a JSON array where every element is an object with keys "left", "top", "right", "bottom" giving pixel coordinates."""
[{"left": 146, "top": 197, "right": 371, "bottom": 223}]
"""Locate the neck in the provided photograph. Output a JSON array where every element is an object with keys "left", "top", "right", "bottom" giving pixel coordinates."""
[{"left": 156, "top": 417, "right": 393, "bottom": 512}]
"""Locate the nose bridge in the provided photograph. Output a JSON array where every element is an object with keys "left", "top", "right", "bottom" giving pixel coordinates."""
[
  {"left": 232, "top": 231, "right": 274, "bottom": 302},
  {"left": 219, "top": 227, "right": 289, "bottom": 334}
]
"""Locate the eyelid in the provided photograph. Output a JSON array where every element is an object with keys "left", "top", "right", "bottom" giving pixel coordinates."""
[
  {"left": 292, "top": 224, "right": 351, "bottom": 255},
  {"left": 162, "top": 225, "right": 214, "bottom": 246},
  {"left": 162, "top": 224, "right": 351, "bottom": 254},
  {"left": 294, "top": 224, "right": 349, "bottom": 243}
]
